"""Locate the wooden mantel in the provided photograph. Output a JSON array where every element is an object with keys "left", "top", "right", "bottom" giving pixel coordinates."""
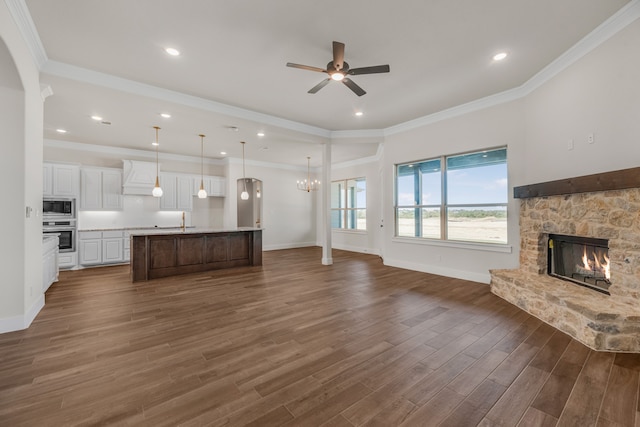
[{"left": 514, "top": 167, "right": 640, "bottom": 199}]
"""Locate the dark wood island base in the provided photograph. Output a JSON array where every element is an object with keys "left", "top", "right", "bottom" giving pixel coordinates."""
[{"left": 130, "top": 229, "right": 262, "bottom": 282}]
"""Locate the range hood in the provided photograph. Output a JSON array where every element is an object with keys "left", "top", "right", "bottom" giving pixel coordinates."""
[{"left": 122, "top": 160, "right": 160, "bottom": 195}]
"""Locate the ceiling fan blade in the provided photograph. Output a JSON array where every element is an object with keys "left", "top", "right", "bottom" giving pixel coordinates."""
[
  {"left": 286, "top": 62, "right": 327, "bottom": 73},
  {"left": 342, "top": 78, "right": 366, "bottom": 96},
  {"left": 332, "top": 41, "right": 345, "bottom": 71},
  {"left": 308, "top": 78, "right": 331, "bottom": 94},
  {"left": 348, "top": 64, "right": 390, "bottom": 75}
]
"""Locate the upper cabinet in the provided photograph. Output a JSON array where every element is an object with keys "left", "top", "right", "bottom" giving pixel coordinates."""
[
  {"left": 80, "top": 167, "right": 123, "bottom": 210},
  {"left": 159, "top": 173, "right": 192, "bottom": 211},
  {"left": 43, "top": 163, "right": 79, "bottom": 197},
  {"left": 192, "top": 176, "right": 226, "bottom": 197}
]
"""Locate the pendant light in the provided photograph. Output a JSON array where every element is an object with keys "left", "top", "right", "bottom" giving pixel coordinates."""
[
  {"left": 297, "top": 156, "right": 320, "bottom": 192},
  {"left": 240, "top": 141, "right": 249, "bottom": 200},
  {"left": 197, "top": 134, "right": 207, "bottom": 198},
  {"left": 152, "top": 126, "right": 163, "bottom": 197}
]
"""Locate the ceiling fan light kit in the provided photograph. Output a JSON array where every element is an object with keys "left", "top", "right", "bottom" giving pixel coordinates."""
[{"left": 287, "top": 41, "right": 390, "bottom": 96}]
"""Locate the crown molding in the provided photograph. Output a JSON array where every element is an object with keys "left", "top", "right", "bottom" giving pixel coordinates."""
[
  {"left": 330, "top": 129, "right": 385, "bottom": 140},
  {"left": 42, "top": 61, "right": 332, "bottom": 139},
  {"left": 385, "top": 1, "right": 640, "bottom": 136},
  {"left": 332, "top": 144, "right": 383, "bottom": 169},
  {"left": 25, "top": 0, "right": 640, "bottom": 141},
  {"left": 384, "top": 86, "right": 526, "bottom": 136},
  {"left": 5, "top": 0, "right": 47, "bottom": 68},
  {"left": 45, "top": 138, "right": 316, "bottom": 172},
  {"left": 520, "top": 0, "right": 640, "bottom": 95},
  {"left": 44, "top": 138, "right": 227, "bottom": 166}
]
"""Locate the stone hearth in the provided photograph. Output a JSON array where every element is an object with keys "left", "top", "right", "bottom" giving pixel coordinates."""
[{"left": 490, "top": 180, "right": 640, "bottom": 352}]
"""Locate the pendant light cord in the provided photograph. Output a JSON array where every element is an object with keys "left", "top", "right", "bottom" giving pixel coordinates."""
[
  {"left": 241, "top": 141, "right": 247, "bottom": 192},
  {"left": 154, "top": 126, "right": 160, "bottom": 176}
]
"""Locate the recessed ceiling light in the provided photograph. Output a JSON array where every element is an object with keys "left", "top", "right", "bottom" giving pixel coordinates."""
[
  {"left": 91, "top": 115, "right": 103, "bottom": 121},
  {"left": 165, "top": 47, "right": 180, "bottom": 56},
  {"left": 355, "top": 111, "right": 364, "bottom": 117},
  {"left": 152, "top": 141, "right": 159, "bottom": 146},
  {"left": 220, "top": 151, "right": 227, "bottom": 155},
  {"left": 56, "top": 129, "right": 67, "bottom": 133},
  {"left": 160, "top": 113, "right": 171, "bottom": 118},
  {"left": 493, "top": 52, "right": 508, "bottom": 61},
  {"left": 257, "top": 132, "right": 265, "bottom": 137}
]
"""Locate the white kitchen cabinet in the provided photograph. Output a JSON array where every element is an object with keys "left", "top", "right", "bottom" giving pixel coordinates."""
[
  {"left": 42, "top": 236, "right": 59, "bottom": 292},
  {"left": 80, "top": 167, "right": 123, "bottom": 210},
  {"left": 58, "top": 252, "right": 77, "bottom": 269},
  {"left": 43, "top": 163, "right": 79, "bottom": 197},
  {"left": 209, "top": 176, "right": 226, "bottom": 197},
  {"left": 123, "top": 231, "right": 131, "bottom": 262},
  {"left": 79, "top": 238, "right": 102, "bottom": 265},
  {"left": 43, "top": 163, "right": 53, "bottom": 196},
  {"left": 159, "top": 173, "right": 177, "bottom": 210},
  {"left": 192, "top": 175, "right": 226, "bottom": 197},
  {"left": 177, "top": 175, "right": 193, "bottom": 211},
  {"left": 102, "top": 171, "right": 123, "bottom": 210},
  {"left": 102, "top": 238, "right": 123, "bottom": 263},
  {"left": 79, "top": 231, "right": 126, "bottom": 266},
  {"left": 159, "top": 173, "right": 192, "bottom": 211},
  {"left": 80, "top": 169, "right": 101, "bottom": 209}
]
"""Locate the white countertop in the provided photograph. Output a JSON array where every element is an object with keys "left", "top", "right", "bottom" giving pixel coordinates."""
[
  {"left": 127, "top": 227, "right": 262, "bottom": 236},
  {"left": 78, "top": 226, "right": 196, "bottom": 232}
]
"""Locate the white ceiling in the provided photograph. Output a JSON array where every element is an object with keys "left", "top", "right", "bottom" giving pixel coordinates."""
[{"left": 22, "top": 0, "right": 631, "bottom": 167}]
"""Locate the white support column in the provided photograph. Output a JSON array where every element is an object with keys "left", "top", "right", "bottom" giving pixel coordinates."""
[{"left": 321, "top": 141, "right": 332, "bottom": 265}]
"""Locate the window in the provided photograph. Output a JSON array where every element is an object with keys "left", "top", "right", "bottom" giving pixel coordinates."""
[
  {"left": 331, "top": 177, "right": 366, "bottom": 230},
  {"left": 395, "top": 147, "right": 508, "bottom": 244}
]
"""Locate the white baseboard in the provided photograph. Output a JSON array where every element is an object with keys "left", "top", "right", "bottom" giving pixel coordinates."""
[
  {"left": 331, "top": 243, "right": 381, "bottom": 256},
  {"left": 383, "top": 257, "right": 491, "bottom": 284},
  {"left": 263, "top": 242, "right": 317, "bottom": 251},
  {"left": 0, "top": 294, "right": 45, "bottom": 334}
]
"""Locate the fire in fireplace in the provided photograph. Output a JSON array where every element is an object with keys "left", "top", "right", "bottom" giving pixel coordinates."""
[{"left": 547, "top": 234, "right": 610, "bottom": 295}]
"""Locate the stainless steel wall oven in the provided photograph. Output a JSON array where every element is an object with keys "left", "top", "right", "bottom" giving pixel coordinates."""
[{"left": 43, "top": 219, "right": 77, "bottom": 253}]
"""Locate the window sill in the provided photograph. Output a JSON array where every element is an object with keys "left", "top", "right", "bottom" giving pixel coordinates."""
[
  {"left": 391, "top": 236, "right": 512, "bottom": 253},
  {"left": 332, "top": 229, "right": 367, "bottom": 235}
]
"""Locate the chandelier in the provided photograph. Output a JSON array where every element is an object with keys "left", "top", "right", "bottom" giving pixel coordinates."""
[{"left": 297, "top": 157, "right": 320, "bottom": 192}]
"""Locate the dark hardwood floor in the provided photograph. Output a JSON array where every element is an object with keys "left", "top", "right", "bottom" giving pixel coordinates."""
[{"left": 1, "top": 248, "right": 638, "bottom": 426}]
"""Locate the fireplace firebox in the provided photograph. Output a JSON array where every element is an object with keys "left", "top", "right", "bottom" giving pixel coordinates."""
[{"left": 548, "top": 234, "right": 610, "bottom": 295}]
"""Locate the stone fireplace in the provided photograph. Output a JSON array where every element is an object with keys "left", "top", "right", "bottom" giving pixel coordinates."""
[{"left": 490, "top": 167, "right": 640, "bottom": 352}]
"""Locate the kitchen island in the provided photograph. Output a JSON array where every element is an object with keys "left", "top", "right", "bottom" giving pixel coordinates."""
[{"left": 130, "top": 228, "right": 262, "bottom": 282}]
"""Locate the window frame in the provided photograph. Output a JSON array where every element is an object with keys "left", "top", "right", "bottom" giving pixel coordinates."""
[
  {"left": 394, "top": 146, "right": 508, "bottom": 245},
  {"left": 331, "top": 176, "right": 367, "bottom": 231}
]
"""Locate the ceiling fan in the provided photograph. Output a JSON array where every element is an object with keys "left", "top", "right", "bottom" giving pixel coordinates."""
[{"left": 286, "top": 41, "right": 390, "bottom": 96}]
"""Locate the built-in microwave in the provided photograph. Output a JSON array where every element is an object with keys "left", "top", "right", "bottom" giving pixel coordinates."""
[{"left": 43, "top": 198, "right": 75, "bottom": 218}]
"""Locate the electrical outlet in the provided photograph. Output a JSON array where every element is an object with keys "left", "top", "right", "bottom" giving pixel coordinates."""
[
  {"left": 568, "top": 139, "right": 574, "bottom": 150},
  {"left": 588, "top": 133, "right": 594, "bottom": 144}
]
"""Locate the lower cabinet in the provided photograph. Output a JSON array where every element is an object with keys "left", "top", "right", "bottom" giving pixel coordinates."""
[
  {"left": 58, "top": 252, "right": 77, "bottom": 269},
  {"left": 42, "top": 236, "right": 59, "bottom": 292},
  {"left": 79, "top": 230, "right": 126, "bottom": 266}
]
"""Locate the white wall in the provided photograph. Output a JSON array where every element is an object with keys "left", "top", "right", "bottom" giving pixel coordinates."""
[
  {"left": 242, "top": 161, "right": 318, "bottom": 250},
  {"left": 378, "top": 16, "right": 640, "bottom": 284},
  {"left": 0, "top": 1, "right": 45, "bottom": 332},
  {"left": 382, "top": 101, "right": 526, "bottom": 283},
  {"left": 523, "top": 18, "right": 640, "bottom": 184}
]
